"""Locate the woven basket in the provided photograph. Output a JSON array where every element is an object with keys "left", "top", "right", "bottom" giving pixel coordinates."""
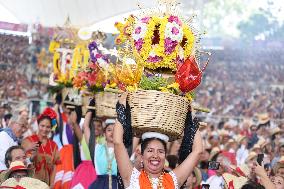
[
  {"left": 95, "top": 92, "right": 118, "bottom": 118},
  {"left": 128, "top": 90, "right": 190, "bottom": 141}
]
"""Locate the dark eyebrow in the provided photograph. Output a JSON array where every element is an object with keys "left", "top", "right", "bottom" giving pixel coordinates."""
[{"left": 147, "top": 147, "right": 165, "bottom": 151}]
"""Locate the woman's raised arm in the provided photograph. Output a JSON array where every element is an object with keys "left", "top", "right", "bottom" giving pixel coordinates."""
[
  {"left": 173, "top": 129, "right": 203, "bottom": 186},
  {"left": 83, "top": 111, "right": 93, "bottom": 145},
  {"left": 114, "top": 120, "right": 134, "bottom": 187}
]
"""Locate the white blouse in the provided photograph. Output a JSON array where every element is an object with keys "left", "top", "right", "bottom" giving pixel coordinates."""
[{"left": 126, "top": 168, "right": 179, "bottom": 189}]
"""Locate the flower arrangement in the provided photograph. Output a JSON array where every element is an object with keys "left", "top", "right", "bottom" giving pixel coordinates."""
[
  {"left": 48, "top": 26, "right": 90, "bottom": 87},
  {"left": 73, "top": 41, "right": 117, "bottom": 93},
  {"left": 115, "top": 15, "right": 195, "bottom": 71}
]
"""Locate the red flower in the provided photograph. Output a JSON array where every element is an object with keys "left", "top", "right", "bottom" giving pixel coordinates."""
[
  {"left": 38, "top": 107, "right": 57, "bottom": 121},
  {"left": 87, "top": 72, "right": 98, "bottom": 86}
]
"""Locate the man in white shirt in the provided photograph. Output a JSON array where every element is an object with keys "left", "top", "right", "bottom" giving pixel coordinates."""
[
  {"left": 0, "top": 114, "right": 27, "bottom": 170},
  {"left": 236, "top": 136, "right": 249, "bottom": 166}
]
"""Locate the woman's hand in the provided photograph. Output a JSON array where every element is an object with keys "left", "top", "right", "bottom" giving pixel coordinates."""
[
  {"left": 253, "top": 162, "right": 276, "bottom": 189},
  {"left": 192, "top": 130, "right": 203, "bottom": 154},
  {"left": 113, "top": 120, "right": 124, "bottom": 145},
  {"left": 253, "top": 162, "right": 268, "bottom": 178},
  {"left": 25, "top": 141, "right": 40, "bottom": 152}
]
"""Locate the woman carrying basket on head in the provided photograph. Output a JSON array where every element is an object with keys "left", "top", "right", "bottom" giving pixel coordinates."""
[{"left": 113, "top": 94, "right": 203, "bottom": 189}]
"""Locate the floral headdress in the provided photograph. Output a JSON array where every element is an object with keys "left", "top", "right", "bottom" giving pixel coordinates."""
[{"left": 37, "top": 107, "right": 57, "bottom": 131}]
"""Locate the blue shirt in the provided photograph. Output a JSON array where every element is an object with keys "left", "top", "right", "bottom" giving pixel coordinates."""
[{"left": 94, "top": 144, "right": 117, "bottom": 176}]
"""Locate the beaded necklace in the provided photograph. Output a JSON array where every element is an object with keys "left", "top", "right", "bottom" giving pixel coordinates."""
[
  {"left": 104, "top": 144, "right": 115, "bottom": 189},
  {"left": 144, "top": 170, "right": 165, "bottom": 189}
]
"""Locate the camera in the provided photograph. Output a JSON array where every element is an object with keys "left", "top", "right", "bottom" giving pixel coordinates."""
[
  {"left": 208, "top": 161, "right": 220, "bottom": 170},
  {"left": 201, "top": 184, "right": 210, "bottom": 189}
]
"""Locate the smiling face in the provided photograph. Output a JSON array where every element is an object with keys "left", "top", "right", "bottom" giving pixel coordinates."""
[
  {"left": 142, "top": 139, "right": 166, "bottom": 175},
  {"left": 104, "top": 124, "right": 114, "bottom": 143},
  {"left": 38, "top": 118, "right": 52, "bottom": 138}
]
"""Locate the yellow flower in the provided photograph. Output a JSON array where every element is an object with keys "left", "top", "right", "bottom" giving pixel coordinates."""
[
  {"left": 159, "top": 87, "right": 170, "bottom": 93},
  {"left": 166, "top": 82, "right": 179, "bottom": 90},
  {"left": 126, "top": 85, "right": 138, "bottom": 92},
  {"left": 185, "top": 92, "right": 193, "bottom": 102}
]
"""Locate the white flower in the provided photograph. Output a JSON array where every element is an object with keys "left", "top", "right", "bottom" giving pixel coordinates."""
[
  {"left": 132, "top": 21, "right": 148, "bottom": 41},
  {"left": 97, "top": 58, "right": 109, "bottom": 70},
  {"left": 164, "top": 22, "right": 183, "bottom": 42},
  {"left": 125, "top": 58, "right": 136, "bottom": 64}
]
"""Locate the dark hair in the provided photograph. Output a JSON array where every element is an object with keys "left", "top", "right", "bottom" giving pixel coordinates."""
[
  {"left": 37, "top": 115, "right": 52, "bottom": 125},
  {"left": 4, "top": 113, "right": 12, "bottom": 122},
  {"left": 241, "top": 181, "right": 265, "bottom": 189},
  {"left": 104, "top": 123, "right": 115, "bottom": 132},
  {"left": 5, "top": 146, "right": 25, "bottom": 168},
  {"left": 141, "top": 138, "right": 167, "bottom": 155}
]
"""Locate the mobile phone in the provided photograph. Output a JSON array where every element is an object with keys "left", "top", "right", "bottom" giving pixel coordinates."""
[
  {"left": 208, "top": 161, "right": 220, "bottom": 170},
  {"left": 201, "top": 184, "right": 210, "bottom": 189},
  {"left": 257, "top": 154, "right": 264, "bottom": 166}
]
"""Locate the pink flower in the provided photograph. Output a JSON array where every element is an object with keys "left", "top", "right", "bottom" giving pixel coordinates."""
[
  {"left": 135, "top": 26, "right": 142, "bottom": 34},
  {"left": 171, "top": 27, "right": 179, "bottom": 35},
  {"left": 168, "top": 15, "right": 182, "bottom": 26},
  {"left": 164, "top": 38, "right": 178, "bottom": 54},
  {"left": 89, "top": 63, "right": 98, "bottom": 70},
  {"left": 134, "top": 38, "right": 144, "bottom": 52},
  {"left": 141, "top": 17, "right": 150, "bottom": 23},
  {"left": 95, "top": 54, "right": 102, "bottom": 59},
  {"left": 147, "top": 55, "right": 163, "bottom": 63}
]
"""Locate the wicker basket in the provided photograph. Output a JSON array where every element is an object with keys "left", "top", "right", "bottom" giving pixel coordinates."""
[
  {"left": 128, "top": 90, "right": 190, "bottom": 141},
  {"left": 95, "top": 92, "right": 118, "bottom": 118}
]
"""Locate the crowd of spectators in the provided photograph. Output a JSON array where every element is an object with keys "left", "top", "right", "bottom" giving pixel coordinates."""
[
  {"left": 0, "top": 34, "right": 50, "bottom": 102},
  {"left": 196, "top": 48, "right": 284, "bottom": 123}
]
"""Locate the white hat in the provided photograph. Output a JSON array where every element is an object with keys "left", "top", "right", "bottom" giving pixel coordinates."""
[
  {"left": 105, "top": 119, "right": 115, "bottom": 125},
  {"left": 142, "top": 132, "right": 169, "bottom": 142}
]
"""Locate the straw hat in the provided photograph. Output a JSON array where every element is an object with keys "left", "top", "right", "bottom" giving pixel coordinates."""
[
  {"left": 233, "top": 164, "right": 250, "bottom": 177},
  {"left": 0, "top": 177, "right": 49, "bottom": 189},
  {"left": 246, "top": 152, "right": 257, "bottom": 162},
  {"left": 236, "top": 135, "right": 247, "bottom": 144},
  {"left": 257, "top": 113, "right": 270, "bottom": 125},
  {"left": 4, "top": 161, "right": 33, "bottom": 180},
  {"left": 209, "top": 147, "right": 221, "bottom": 160},
  {"left": 242, "top": 118, "right": 253, "bottom": 127},
  {"left": 222, "top": 173, "right": 248, "bottom": 189},
  {"left": 219, "top": 129, "right": 230, "bottom": 137},
  {"left": 271, "top": 127, "right": 282, "bottom": 136},
  {"left": 193, "top": 167, "right": 202, "bottom": 187},
  {"left": 225, "top": 139, "right": 237, "bottom": 149},
  {"left": 251, "top": 144, "right": 261, "bottom": 152}
]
